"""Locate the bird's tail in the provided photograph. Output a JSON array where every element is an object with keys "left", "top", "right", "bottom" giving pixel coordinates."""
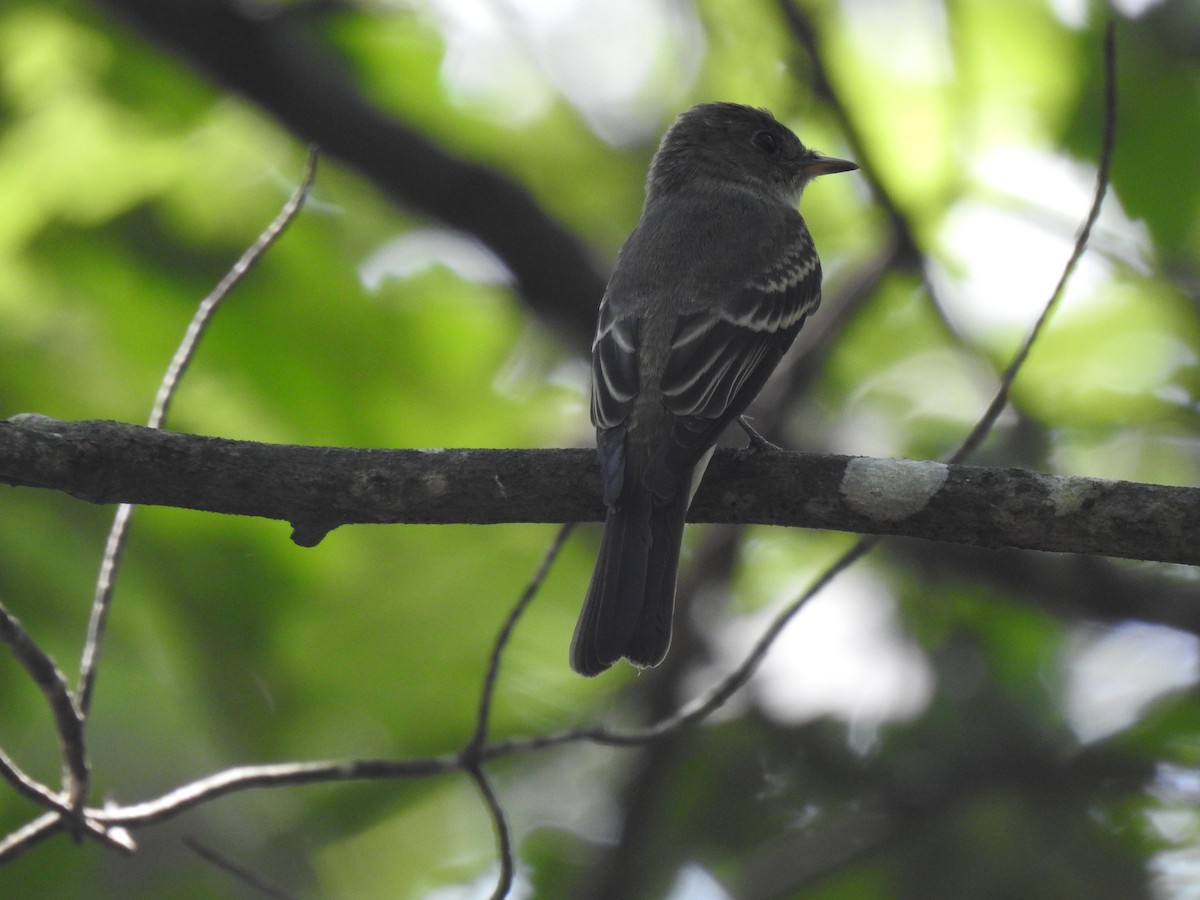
[{"left": 570, "top": 488, "right": 689, "bottom": 676}]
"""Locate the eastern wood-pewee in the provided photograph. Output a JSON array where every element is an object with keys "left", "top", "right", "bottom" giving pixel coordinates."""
[{"left": 571, "top": 102, "right": 857, "bottom": 676}]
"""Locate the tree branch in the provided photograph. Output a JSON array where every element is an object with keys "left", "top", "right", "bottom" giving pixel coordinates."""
[{"left": 3, "top": 415, "right": 1199, "bottom": 565}]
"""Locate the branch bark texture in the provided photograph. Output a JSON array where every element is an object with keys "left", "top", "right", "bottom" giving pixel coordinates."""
[{"left": 3, "top": 416, "right": 1197, "bottom": 564}]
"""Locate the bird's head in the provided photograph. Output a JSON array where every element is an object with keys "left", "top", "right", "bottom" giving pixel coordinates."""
[{"left": 647, "top": 102, "right": 857, "bottom": 206}]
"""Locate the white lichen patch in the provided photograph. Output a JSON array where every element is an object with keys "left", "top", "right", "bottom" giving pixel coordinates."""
[
  {"left": 841, "top": 458, "right": 949, "bottom": 522},
  {"left": 1047, "top": 475, "right": 1098, "bottom": 517}
]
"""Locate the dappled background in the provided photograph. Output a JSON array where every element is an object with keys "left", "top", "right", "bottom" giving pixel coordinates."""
[{"left": 2, "top": 0, "right": 1200, "bottom": 897}]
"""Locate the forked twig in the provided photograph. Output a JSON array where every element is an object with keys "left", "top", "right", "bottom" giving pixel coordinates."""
[{"left": 0, "top": 743, "right": 134, "bottom": 855}]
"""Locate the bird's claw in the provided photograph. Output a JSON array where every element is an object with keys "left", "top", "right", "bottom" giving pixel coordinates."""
[{"left": 735, "top": 416, "right": 782, "bottom": 461}]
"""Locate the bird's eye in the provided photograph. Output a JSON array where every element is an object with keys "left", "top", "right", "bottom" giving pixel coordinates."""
[{"left": 751, "top": 131, "right": 777, "bottom": 153}]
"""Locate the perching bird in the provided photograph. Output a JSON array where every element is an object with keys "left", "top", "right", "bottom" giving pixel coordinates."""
[{"left": 570, "top": 102, "right": 857, "bottom": 677}]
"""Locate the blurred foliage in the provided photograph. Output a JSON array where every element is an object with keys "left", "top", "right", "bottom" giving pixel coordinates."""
[{"left": 1, "top": 0, "right": 1199, "bottom": 898}]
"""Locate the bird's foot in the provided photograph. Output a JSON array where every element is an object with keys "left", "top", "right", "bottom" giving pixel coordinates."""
[{"left": 735, "top": 416, "right": 781, "bottom": 461}]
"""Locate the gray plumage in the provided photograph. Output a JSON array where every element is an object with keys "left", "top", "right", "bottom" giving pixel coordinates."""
[{"left": 571, "top": 102, "right": 857, "bottom": 677}]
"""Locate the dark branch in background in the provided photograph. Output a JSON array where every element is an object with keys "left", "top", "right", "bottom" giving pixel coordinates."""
[
  {"left": 732, "top": 716, "right": 1154, "bottom": 899},
  {"left": 776, "top": 0, "right": 1018, "bottom": 408},
  {"left": 898, "top": 540, "right": 1200, "bottom": 636},
  {"left": 93, "top": 0, "right": 606, "bottom": 351}
]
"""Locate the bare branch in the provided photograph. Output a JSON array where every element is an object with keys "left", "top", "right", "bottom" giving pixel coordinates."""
[
  {"left": 779, "top": 0, "right": 921, "bottom": 264},
  {"left": 71, "top": 153, "right": 321, "bottom": 841},
  {"left": 0, "top": 756, "right": 455, "bottom": 862},
  {"left": 0, "top": 748, "right": 59, "bottom": 812},
  {"left": 465, "top": 765, "right": 515, "bottom": 900},
  {"left": 94, "top": 757, "right": 458, "bottom": 826},
  {"left": 0, "top": 813, "right": 61, "bottom": 864},
  {"left": 151, "top": 148, "right": 320, "bottom": 431},
  {"left": 3, "top": 416, "right": 1197, "bottom": 565},
  {"left": 460, "top": 525, "right": 573, "bottom": 895}
]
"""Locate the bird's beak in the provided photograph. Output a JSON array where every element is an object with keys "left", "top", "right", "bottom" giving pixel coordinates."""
[{"left": 805, "top": 155, "right": 858, "bottom": 176}]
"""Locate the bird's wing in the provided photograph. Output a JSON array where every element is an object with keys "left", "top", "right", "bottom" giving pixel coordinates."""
[
  {"left": 591, "top": 300, "right": 640, "bottom": 504},
  {"left": 592, "top": 227, "right": 821, "bottom": 504},
  {"left": 591, "top": 300, "right": 639, "bottom": 431},
  {"left": 662, "top": 235, "right": 821, "bottom": 420}
]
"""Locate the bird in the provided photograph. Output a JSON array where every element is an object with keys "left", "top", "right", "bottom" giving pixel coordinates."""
[{"left": 570, "top": 101, "right": 857, "bottom": 677}]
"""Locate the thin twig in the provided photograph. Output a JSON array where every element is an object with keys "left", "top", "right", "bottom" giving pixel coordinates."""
[
  {"left": 462, "top": 524, "right": 571, "bottom": 896},
  {"left": 0, "top": 752, "right": 459, "bottom": 863},
  {"left": 76, "top": 148, "right": 321, "bottom": 728},
  {"left": 952, "top": 21, "right": 1117, "bottom": 462},
  {"left": 94, "top": 755, "right": 457, "bottom": 826},
  {"left": 590, "top": 535, "right": 880, "bottom": 745},
  {"left": 466, "top": 765, "right": 515, "bottom": 900},
  {"left": 0, "top": 812, "right": 61, "bottom": 864},
  {"left": 79, "top": 500, "right": 133, "bottom": 718},
  {"left": 0, "top": 748, "right": 58, "bottom": 811},
  {"left": 0, "top": 601, "right": 88, "bottom": 816},
  {"left": 149, "top": 148, "right": 321, "bottom": 431},
  {"left": 467, "top": 523, "right": 575, "bottom": 754},
  {"left": 183, "top": 837, "right": 297, "bottom": 900}
]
